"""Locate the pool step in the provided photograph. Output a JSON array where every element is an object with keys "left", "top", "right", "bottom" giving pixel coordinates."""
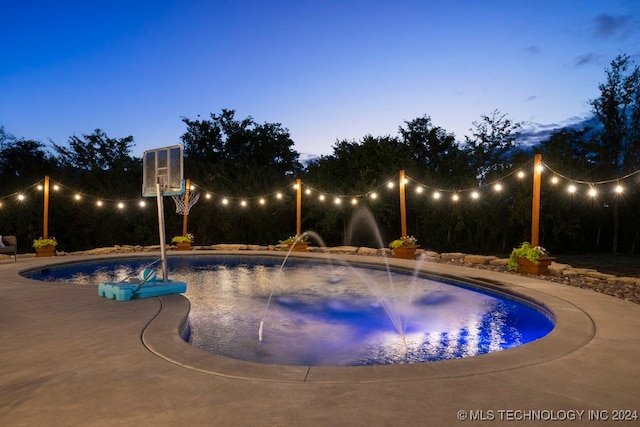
[{"left": 98, "top": 281, "right": 187, "bottom": 301}]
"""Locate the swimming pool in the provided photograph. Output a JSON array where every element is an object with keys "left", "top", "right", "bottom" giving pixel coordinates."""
[{"left": 25, "top": 255, "right": 554, "bottom": 366}]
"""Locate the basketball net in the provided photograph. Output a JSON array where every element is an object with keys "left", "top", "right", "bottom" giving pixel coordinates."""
[{"left": 172, "top": 191, "right": 200, "bottom": 215}]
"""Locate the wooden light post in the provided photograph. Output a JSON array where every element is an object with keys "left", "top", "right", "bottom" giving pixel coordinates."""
[
  {"left": 182, "top": 179, "right": 191, "bottom": 236},
  {"left": 399, "top": 170, "right": 407, "bottom": 238},
  {"left": 531, "top": 154, "right": 542, "bottom": 247},
  {"left": 43, "top": 175, "right": 50, "bottom": 239},
  {"left": 296, "top": 179, "right": 302, "bottom": 236}
]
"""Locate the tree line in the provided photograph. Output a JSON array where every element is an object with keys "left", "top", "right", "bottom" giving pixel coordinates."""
[{"left": 1, "top": 54, "right": 639, "bottom": 255}]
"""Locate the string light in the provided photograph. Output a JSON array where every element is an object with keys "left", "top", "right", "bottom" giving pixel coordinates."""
[
  {"left": 139, "top": 200, "right": 146, "bottom": 207},
  {"left": 3, "top": 160, "right": 639, "bottom": 216}
]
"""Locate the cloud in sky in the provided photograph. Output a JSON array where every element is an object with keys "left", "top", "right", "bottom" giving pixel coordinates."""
[
  {"left": 592, "top": 14, "right": 634, "bottom": 39},
  {"left": 574, "top": 53, "right": 603, "bottom": 67},
  {"left": 524, "top": 46, "right": 542, "bottom": 55}
]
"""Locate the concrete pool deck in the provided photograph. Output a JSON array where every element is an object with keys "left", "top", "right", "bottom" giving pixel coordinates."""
[{"left": 1, "top": 251, "right": 639, "bottom": 426}]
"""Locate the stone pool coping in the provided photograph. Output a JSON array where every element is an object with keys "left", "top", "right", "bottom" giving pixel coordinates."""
[{"left": 16, "top": 251, "right": 594, "bottom": 383}]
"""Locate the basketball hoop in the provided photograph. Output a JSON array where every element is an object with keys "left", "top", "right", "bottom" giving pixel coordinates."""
[{"left": 172, "top": 192, "right": 200, "bottom": 215}]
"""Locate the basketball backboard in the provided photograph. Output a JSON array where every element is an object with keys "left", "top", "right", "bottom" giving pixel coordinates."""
[{"left": 142, "top": 145, "right": 185, "bottom": 197}]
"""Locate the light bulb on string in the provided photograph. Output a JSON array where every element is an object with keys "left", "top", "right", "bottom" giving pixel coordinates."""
[
  {"left": 259, "top": 198, "right": 266, "bottom": 205},
  {"left": 471, "top": 191, "right": 479, "bottom": 200},
  {"left": 517, "top": 171, "right": 525, "bottom": 179},
  {"left": 17, "top": 194, "right": 25, "bottom": 201},
  {"left": 588, "top": 188, "right": 597, "bottom": 197},
  {"left": 433, "top": 191, "right": 441, "bottom": 200},
  {"left": 551, "top": 176, "right": 559, "bottom": 185},
  {"left": 387, "top": 182, "right": 394, "bottom": 189},
  {"left": 351, "top": 198, "right": 358, "bottom": 205},
  {"left": 452, "top": 194, "right": 459, "bottom": 202},
  {"left": 74, "top": 194, "right": 82, "bottom": 201},
  {"left": 567, "top": 185, "right": 576, "bottom": 194},
  {"left": 615, "top": 185, "right": 624, "bottom": 194},
  {"left": 494, "top": 183, "right": 502, "bottom": 192},
  {"left": 96, "top": 200, "right": 103, "bottom": 207},
  {"left": 222, "top": 198, "right": 229, "bottom": 205},
  {"left": 415, "top": 186, "right": 424, "bottom": 194},
  {"left": 318, "top": 194, "right": 326, "bottom": 202},
  {"left": 117, "top": 202, "right": 125, "bottom": 209},
  {"left": 369, "top": 192, "right": 378, "bottom": 199},
  {"left": 205, "top": 193, "right": 212, "bottom": 200},
  {"left": 139, "top": 200, "right": 146, "bottom": 207},
  {"left": 240, "top": 200, "right": 247, "bottom": 207},
  {"left": 276, "top": 193, "right": 283, "bottom": 200}
]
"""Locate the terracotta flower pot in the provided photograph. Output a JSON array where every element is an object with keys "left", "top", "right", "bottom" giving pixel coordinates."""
[
  {"left": 289, "top": 242, "right": 308, "bottom": 252},
  {"left": 392, "top": 246, "right": 417, "bottom": 259},
  {"left": 176, "top": 242, "right": 192, "bottom": 251},
  {"left": 517, "top": 256, "right": 556, "bottom": 275},
  {"left": 35, "top": 245, "right": 56, "bottom": 257}
]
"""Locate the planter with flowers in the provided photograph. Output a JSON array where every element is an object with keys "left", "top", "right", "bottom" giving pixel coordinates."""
[
  {"left": 172, "top": 234, "right": 194, "bottom": 251},
  {"left": 389, "top": 236, "right": 418, "bottom": 259},
  {"left": 508, "top": 242, "right": 556, "bottom": 275},
  {"left": 279, "top": 235, "right": 309, "bottom": 252},
  {"left": 33, "top": 237, "right": 57, "bottom": 257}
]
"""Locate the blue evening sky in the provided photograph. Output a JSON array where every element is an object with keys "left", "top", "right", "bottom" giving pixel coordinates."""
[{"left": 2, "top": 1, "right": 639, "bottom": 159}]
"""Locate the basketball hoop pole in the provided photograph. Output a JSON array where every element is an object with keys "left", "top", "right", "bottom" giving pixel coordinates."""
[{"left": 156, "top": 180, "right": 168, "bottom": 282}]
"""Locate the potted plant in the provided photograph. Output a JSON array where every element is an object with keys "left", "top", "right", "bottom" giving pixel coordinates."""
[
  {"left": 33, "top": 237, "right": 57, "bottom": 257},
  {"left": 279, "top": 234, "right": 309, "bottom": 252},
  {"left": 508, "top": 241, "right": 555, "bottom": 275},
  {"left": 172, "top": 234, "right": 194, "bottom": 251},
  {"left": 389, "top": 236, "right": 418, "bottom": 259}
]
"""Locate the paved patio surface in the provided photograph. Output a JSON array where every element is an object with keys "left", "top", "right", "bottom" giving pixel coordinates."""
[{"left": 1, "top": 252, "right": 639, "bottom": 426}]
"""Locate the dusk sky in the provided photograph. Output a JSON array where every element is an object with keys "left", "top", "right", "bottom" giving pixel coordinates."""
[{"left": 2, "top": 1, "right": 639, "bottom": 159}]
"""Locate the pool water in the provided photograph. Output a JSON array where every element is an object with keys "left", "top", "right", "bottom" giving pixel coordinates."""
[{"left": 25, "top": 256, "right": 555, "bottom": 366}]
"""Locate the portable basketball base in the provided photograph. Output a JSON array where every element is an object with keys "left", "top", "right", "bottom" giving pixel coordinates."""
[{"left": 98, "top": 279, "right": 187, "bottom": 302}]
